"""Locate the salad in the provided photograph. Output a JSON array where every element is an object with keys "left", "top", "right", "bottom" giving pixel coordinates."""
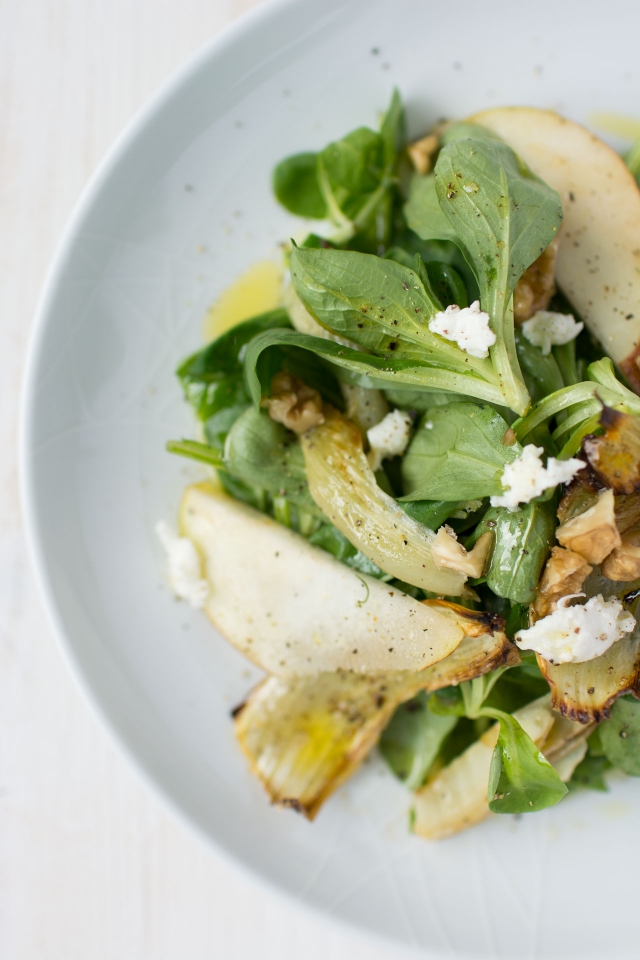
[{"left": 161, "top": 92, "right": 640, "bottom": 839}]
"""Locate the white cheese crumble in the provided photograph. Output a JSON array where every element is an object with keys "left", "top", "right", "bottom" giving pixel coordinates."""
[
  {"left": 156, "top": 520, "right": 209, "bottom": 608},
  {"left": 367, "top": 409, "right": 413, "bottom": 472},
  {"left": 521, "top": 310, "right": 584, "bottom": 356},
  {"left": 490, "top": 444, "right": 585, "bottom": 512},
  {"left": 428, "top": 300, "right": 496, "bottom": 359},
  {"left": 515, "top": 594, "right": 636, "bottom": 664}
]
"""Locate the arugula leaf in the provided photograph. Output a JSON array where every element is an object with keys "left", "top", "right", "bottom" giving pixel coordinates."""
[
  {"left": 272, "top": 153, "right": 327, "bottom": 219},
  {"left": 223, "top": 407, "right": 319, "bottom": 512},
  {"left": 487, "top": 712, "right": 568, "bottom": 813},
  {"left": 177, "top": 308, "right": 291, "bottom": 420},
  {"left": 472, "top": 498, "right": 556, "bottom": 604},
  {"left": 434, "top": 138, "right": 562, "bottom": 416},
  {"left": 379, "top": 693, "right": 457, "bottom": 790},
  {"left": 244, "top": 328, "right": 506, "bottom": 407},
  {"left": 600, "top": 696, "right": 640, "bottom": 776},
  {"left": 401, "top": 402, "right": 520, "bottom": 501}
]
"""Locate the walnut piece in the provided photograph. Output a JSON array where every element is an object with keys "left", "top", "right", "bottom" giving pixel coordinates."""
[
  {"left": 532, "top": 546, "right": 593, "bottom": 620},
  {"left": 432, "top": 527, "right": 492, "bottom": 578},
  {"left": 407, "top": 134, "right": 439, "bottom": 175},
  {"left": 514, "top": 235, "right": 560, "bottom": 323},
  {"left": 555, "top": 488, "right": 621, "bottom": 565},
  {"left": 264, "top": 371, "right": 325, "bottom": 435},
  {"left": 601, "top": 524, "right": 640, "bottom": 581}
]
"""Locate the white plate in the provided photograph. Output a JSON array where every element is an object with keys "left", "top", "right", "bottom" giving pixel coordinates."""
[{"left": 21, "top": 1, "right": 640, "bottom": 957}]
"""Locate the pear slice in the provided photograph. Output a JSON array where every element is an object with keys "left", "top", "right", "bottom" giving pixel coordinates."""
[
  {"left": 468, "top": 107, "right": 640, "bottom": 390},
  {"left": 180, "top": 483, "right": 465, "bottom": 677}
]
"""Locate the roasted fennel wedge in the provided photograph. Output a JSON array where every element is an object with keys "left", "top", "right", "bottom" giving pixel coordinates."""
[
  {"left": 300, "top": 411, "right": 467, "bottom": 596},
  {"left": 413, "top": 696, "right": 588, "bottom": 840},
  {"left": 234, "top": 619, "right": 516, "bottom": 819},
  {"left": 181, "top": 483, "right": 466, "bottom": 676},
  {"left": 537, "top": 636, "right": 640, "bottom": 724}
]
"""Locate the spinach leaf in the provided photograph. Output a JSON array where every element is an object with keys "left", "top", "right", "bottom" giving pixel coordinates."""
[
  {"left": 223, "top": 407, "right": 318, "bottom": 512},
  {"left": 401, "top": 402, "right": 521, "bottom": 501},
  {"left": 425, "top": 261, "right": 468, "bottom": 309},
  {"left": 203, "top": 405, "right": 250, "bottom": 457},
  {"left": 472, "top": 498, "right": 556, "bottom": 604},
  {"left": 391, "top": 227, "right": 480, "bottom": 304},
  {"left": 307, "top": 523, "right": 387, "bottom": 578},
  {"left": 379, "top": 693, "right": 457, "bottom": 790},
  {"left": 178, "top": 308, "right": 291, "bottom": 420},
  {"left": 434, "top": 138, "right": 562, "bottom": 416},
  {"left": 487, "top": 712, "right": 568, "bottom": 813},
  {"left": 567, "top": 753, "right": 610, "bottom": 792},
  {"left": 217, "top": 470, "right": 268, "bottom": 512},
  {"left": 430, "top": 685, "right": 466, "bottom": 717},
  {"left": 272, "top": 153, "right": 327, "bottom": 219},
  {"left": 600, "top": 696, "right": 640, "bottom": 776},
  {"left": 483, "top": 665, "right": 549, "bottom": 714},
  {"left": 244, "top": 328, "right": 506, "bottom": 408},
  {"left": 400, "top": 499, "right": 473, "bottom": 530},
  {"left": 515, "top": 328, "right": 565, "bottom": 404}
]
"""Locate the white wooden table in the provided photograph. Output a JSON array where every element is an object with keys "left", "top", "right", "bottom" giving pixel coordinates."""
[{"left": 1, "top": 2, "right": 402, "bottom": 956}]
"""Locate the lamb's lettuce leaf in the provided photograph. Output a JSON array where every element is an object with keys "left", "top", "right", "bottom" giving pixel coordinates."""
[
  {"left": 471, "top": 499, "right": 556, "bottom": 605},
  {"left": 379, "top": 693, "right": 458, "bottom": 790},
  {"left": 487, "top": 711, "right": 568, "bottom": 813},
  {"left": 600, "top": 696, "right": 640, "bottom": 776},
  {"left": 244, "top": 327, "right": 506, "bottom": 407},
  {"left": 401, "top": 402, "right": 520, "bottom": 501}
]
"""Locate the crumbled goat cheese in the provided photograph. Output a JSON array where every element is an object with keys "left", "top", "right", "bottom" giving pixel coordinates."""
[
  {"left": 490, "top": 444, "right": 585, "bottom": 512},
  {"left": 521, "top": 310, "right": 584, "bottom": 356},
  {"left": 156, "top": 520, "right": 209, "bottom": 608},
  {"left": 515, "top": 594, "right": 636, "bottom": 664},
  {"left": 367, "top": 409, "right": 413, "bottom": 472},
  {"left": 428, "top": 301, "right": 496, "bottom": 359}
]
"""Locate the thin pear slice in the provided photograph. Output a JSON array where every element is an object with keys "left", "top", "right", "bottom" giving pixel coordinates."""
[
  {"left": 234, "top": 623, "right": 517, "bottom": 819},
  {"left": 468, "top": 107, "right": 640, "bottom": 389},
  {"left": 180, "top": 483, "right": 465, "bottom": 677}
]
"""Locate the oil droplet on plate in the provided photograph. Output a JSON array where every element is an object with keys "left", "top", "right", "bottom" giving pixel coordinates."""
[
  {"left": 203, "top": 259, "right": 283, "bottom": 341},
  {"left": 588, "top": 112, "right": 640, "bottom": 142}
]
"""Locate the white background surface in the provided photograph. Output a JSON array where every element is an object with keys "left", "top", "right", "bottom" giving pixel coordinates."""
[{"left": 2, "top": 2, "right": 401, "bottom": 956}]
